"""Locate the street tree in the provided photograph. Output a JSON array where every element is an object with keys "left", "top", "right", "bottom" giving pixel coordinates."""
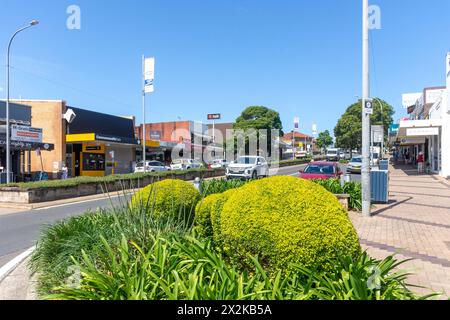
[
  {"left": 315, "top": 130, "right": 334, "bottom": 153},
  {"left": 230, "top": 106, "right": 284, "bottom": 158},
  {"left": 334, "top": 98, "right": 394, "bottom": 156}
]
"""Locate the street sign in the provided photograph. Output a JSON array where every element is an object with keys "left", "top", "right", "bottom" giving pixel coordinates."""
[
  {"left": 364, "top": 99, "right": 374, "bottom": 115},
  {"left": 208, "top": 114, "right": 221, "bottom": 120}
]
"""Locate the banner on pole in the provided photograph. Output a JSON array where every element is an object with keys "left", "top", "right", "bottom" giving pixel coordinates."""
[
  {"left": 294, "top": 117, "right": 299, "bottom": 129},
  {"left": 144, "top": 57, "right": 155, "bottom": 93}
]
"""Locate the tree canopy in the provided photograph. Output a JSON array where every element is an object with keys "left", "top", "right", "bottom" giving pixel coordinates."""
[
  {"left": 316, "top": 130, "right": 334, "bottom": 151},
  {"left": 334, "top": 98, "right": 394, "bottom": 151},
  {"left": 234, "top": 106, "right": 283, "bottom": 134}
]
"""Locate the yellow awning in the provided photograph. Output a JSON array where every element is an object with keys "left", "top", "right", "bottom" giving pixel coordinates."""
[{"left": 66, "top": 133, "right": 96, "bottom": 142}]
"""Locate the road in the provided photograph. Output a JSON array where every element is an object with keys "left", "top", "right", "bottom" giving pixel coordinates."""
[{"left": 0, "top": 164, "right": 359, "bottom": 267}]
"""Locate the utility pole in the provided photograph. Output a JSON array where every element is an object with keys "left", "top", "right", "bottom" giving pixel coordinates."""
[
  {"left": 5, "top": 20, "right": 39, "bottom": 184},
  {"left": 362, "top": 0, "right": 372, "bottom": 217}
]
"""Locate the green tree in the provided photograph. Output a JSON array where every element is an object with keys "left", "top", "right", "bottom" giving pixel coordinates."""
[
  {"left": 316, "top": 130, "right": 334, "bottom": 152},
  {"left": 230, "top": 106, "right": 284, "bottom": 157},
  {"left": 334, "top": 98, "right": 394, "bottom": 155}
]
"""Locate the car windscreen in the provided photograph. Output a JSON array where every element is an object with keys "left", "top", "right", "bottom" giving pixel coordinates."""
[
  {"left": 149, "top": 162, "right": 162, "bottom": 166},
  {"left": 304, "top": 165, "right": 335, "bottom": 174},
  {"left": 327, "top": 151, "right": 338, "bottom": 155},
  {"left": 350, "top": 158, "right": 362, "bottom": 163},
  {"left": 136, "top": 162, "right": 144, "bottom": 167},
  {"left": 236, "top": 157, "right": 257, "bottom": 164}
]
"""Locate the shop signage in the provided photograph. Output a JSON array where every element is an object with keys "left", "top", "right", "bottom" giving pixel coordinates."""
[
  {"left": 85, "top": 146, "right": 102, "bottom": 151},
  {"left": 207, "top": 114, "right": 221, "bottom": 121},
  {"left": 407, "top": 127, "right": 439, "bottom": 137},
  {"left": 149, "top": 131, "right": 162, "bottom": 140},
  {"left": 11, "top": 125, "right": 42, "bottom": 143}
]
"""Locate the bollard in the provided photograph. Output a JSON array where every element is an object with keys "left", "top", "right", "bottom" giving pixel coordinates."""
[{"left": 194, "top": 177, "right": 202, "bottom": 192}]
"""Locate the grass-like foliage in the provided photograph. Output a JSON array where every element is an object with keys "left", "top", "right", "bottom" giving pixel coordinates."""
[
  {"left": 200, "top": 178, "right": 248, "bottom": 197},
  {"left": 312, "top": 179, "right": 362, "bottom": 211}
]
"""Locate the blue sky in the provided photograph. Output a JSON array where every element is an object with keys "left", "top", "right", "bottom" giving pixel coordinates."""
[{"left": 1, "top": 0, "right": 450, "bottom": 136}]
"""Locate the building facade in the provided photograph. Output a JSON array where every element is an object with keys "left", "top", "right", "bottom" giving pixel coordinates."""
[{"left": 394, "top": 53, "right": 450, "bottom": 178}]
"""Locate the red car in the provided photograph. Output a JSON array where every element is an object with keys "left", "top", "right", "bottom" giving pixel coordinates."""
[{"left": 299, "top": 161, "right": 343, "bottom": 180}]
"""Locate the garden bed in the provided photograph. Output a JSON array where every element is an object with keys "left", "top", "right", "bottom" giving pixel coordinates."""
[{"left": 0, "top": 169, "right": 225, "bottom": 204}]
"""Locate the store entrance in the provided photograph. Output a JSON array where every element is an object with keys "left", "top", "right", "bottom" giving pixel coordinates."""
[{"left": 73, "top": 144, "right": 82, "bottom": 177}]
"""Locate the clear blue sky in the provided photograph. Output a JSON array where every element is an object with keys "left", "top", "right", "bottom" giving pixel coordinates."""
[{"left": 1, "top": 0, "right": 450, "bottom": 136}]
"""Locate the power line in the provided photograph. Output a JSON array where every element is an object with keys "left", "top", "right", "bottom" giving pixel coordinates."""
[{"left": 5, "top": 64, "right": 137, "bottom": 110}]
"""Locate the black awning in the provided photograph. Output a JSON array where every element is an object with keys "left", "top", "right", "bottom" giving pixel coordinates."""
[{"left": 0, "top": 139, "right": 55, "bottom": 151}]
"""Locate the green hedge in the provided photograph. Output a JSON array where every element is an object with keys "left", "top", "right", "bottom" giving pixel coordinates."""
[
  {"left": 218, "top": 176, "right": 361, "bottom": 273},
  {"left": 3, "top": 168, "right": 221, "bottom": 190}
]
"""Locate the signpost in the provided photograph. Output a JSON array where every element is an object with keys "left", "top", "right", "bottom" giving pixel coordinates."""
[{"left": 207, "top": 114, "right": 221, "bottom": 144}]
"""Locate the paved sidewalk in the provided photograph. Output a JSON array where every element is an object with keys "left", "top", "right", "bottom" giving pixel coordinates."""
[
  {"left": 350, "top": 164, "right": 450, "bottom": 299},
  {"left": 0, "top": 257, "right": 37, "bottom": 300}
]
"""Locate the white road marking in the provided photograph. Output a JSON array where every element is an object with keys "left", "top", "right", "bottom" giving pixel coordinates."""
[
  {"left": 0, "top": 246, "right": 35, "bottom": 283},
  {"left": 33, "top": 194, "right": 127, "bottom": 211}
]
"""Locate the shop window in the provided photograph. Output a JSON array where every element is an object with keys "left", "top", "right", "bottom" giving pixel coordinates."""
[{"left": 83, "top": 153, "right": 106, "bottom": 171}]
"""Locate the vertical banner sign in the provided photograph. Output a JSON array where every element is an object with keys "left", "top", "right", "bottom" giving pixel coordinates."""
[
  {"left": 294, "top": 117, "right": 299, "bottom": 129},
  {"left": 144, "top": 57, "right": 155, "bottom": 93},
  {"left": 312, "top": 123, "right": 317, "bottom": 136},
  {"left": 447, "top": 53, "right": 450, "bottom": 113}
]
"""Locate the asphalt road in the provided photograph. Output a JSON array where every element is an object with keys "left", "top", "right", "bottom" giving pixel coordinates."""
[{"left": 0, "top": 163, "right": 360, "bottom": 268}]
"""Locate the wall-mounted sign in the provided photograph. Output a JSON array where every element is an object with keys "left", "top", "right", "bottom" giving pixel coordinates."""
[
  {"left": 149, "top": 131, "right": 162, "bottom": 140},
  {"left": 207, "top": 114, "right": 221, "bottom": 120},
  {"left": 85, "top": 146, "right": 102, "bottom": 151},
  {"left": 407, "top": 127, "right": 439, "bottom": 137},
  {"left": 11, "top": 125, "right": 42, "bottom": 143}
]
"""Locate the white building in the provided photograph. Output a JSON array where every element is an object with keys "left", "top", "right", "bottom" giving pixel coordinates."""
[{"left": 396, "top": 53, "right": 450, "bottom": 178}]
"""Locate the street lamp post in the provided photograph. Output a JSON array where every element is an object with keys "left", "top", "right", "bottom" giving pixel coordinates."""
[
  {"left": 362, "top": 0, "right": 371, "bottom": 217},
  {"left": 5, "top": 20, "right": 39, "bottom": 184}
]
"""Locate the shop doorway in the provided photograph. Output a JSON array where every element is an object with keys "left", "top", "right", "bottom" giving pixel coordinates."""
[{"left": 73, "top": 144, "right": 82, "bottom": 177}]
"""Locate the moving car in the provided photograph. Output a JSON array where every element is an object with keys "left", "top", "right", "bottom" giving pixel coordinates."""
[
  {"left": 299, "top": 161, "right": 342, "bottom": 180},
  {"left": 134, "top": 161, "right": 170, "bottom": 173},
  {"left": 347, "top": 156, "right": 362, "bottom": 174},
  {"left": 326, "top": 148, "right": 340, "bottom": 162},
  {"left": 170, "top": 159, "right": 203, "bottom": 171},
  {"left": 209, "top": 159, "right": 228, "bottom": 169},
  {"left": 226, "top": 156, "right": 269, "bottom": 180}
]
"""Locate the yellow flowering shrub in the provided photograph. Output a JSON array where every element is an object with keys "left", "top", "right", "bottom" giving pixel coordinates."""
[
  {"left": 195, "top": 189, "right": 237, "bottom": 241},
  {"left": 219, "top": 176, "right": 361, "bottom": 273},
  {"left": 130, "top": 179, "right": 200, "bottom": 221}
]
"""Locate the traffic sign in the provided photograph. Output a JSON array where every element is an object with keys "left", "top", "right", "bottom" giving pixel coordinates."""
[{"left": 364, "top": 99, "right": 374, "bottom": 115}]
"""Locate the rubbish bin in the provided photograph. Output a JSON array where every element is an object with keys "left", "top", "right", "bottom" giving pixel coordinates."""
[
  {"left": 371, "top": 169, "right": 389, "bottom": 203},
  {"left": 379, "top": 160, "right": 389, "bottom": 171}
]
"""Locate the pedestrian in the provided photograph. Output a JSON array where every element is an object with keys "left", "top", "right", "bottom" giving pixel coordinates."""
[
  {"left": 404, "top": 150, "right": 410, "bottom": 165},
  {"left": 417, "top": 152, "right": 425, "bottom": 173},
  {"left": 61, "top": 163, "right": 68, "bottom": 180}
]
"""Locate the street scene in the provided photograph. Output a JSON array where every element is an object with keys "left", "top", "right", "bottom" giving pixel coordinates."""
[{"left": 0, "top": 0, "right": 450, "bottom": 310}]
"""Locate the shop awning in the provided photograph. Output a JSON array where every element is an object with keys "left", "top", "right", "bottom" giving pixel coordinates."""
[{"left": 397, "top": 119, "right": 442, "bottom": 138}]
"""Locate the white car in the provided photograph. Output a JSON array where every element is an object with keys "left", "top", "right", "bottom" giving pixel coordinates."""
[
  {"left": 134, "top": 161, "right": 169, "bottom": 173},
  {"left": 226, "top": 156, "right": 269, "bottom": 180},
  {"left": 210, "top": 159, "right": 228, "bottom": 169},
  {"left": 170, "top": 159, "right": 203, "bottom": 171}
]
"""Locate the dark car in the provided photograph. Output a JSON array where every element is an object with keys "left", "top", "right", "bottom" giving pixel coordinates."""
[{"left": 299, "top": 161, "right": 343, "bottom": 180}]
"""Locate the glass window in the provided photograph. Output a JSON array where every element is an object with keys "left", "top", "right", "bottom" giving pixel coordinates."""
[{"left": 83, "top": 153, "right": 105, "bottom": 171}]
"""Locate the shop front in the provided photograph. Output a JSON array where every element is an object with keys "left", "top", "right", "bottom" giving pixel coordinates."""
[{"left": 65, "top": 107, "right": 138, "bottom": 178}]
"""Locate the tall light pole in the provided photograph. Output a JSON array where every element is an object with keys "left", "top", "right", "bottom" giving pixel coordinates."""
[
  {"left": 362, "top": 0, "right": 371, "bottom": 217},
  {"left": 5, "top": 20, "right": 39, "bottom": 184}
]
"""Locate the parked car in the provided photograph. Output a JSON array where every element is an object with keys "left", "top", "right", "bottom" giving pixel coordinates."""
[
  {"left": 347, "top": 156, "right": 362, "bottom": 174},
  {"left": 326, "top": 148, "right": 340, "bottom": 162},
  {"left": 209, "top": 159, "right": 228, "bottom": 169},
  {"left": 226, "top": 156, "right": 269, "bottom": 180},
  {"left": 299, "top": 161, "right": 342, "bottom": 180},
  {"left": 170, "top": 159, "right": 203, "bottom": 171},
  {"left": 295, "top": 150, "right": 308, "bottom": 159},
  {"left": 134, "top": 161, "right": 170, "bottom": 173}
]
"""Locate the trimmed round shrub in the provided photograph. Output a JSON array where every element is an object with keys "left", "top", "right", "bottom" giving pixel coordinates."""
[
  {"left": 195, "top": 189, "right": 237, "bottom": 242},
  {"left": 219, "top": 176, "right": 361, "bottom": 273},
  {"left": 130, "top": 179, "right": 200, "bottom": 221}
]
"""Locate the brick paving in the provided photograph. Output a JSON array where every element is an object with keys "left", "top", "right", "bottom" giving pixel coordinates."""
[{"left": 350, "top": 164, "right": 450, "bottom": 299}]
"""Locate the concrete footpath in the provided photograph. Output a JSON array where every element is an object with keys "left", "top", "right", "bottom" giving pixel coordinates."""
[
  {"left": 350, "top": 164, "right": 450, "bottom": 299},
  {"left": 0, "top": 257, "right": 37, "bottom": 300}
]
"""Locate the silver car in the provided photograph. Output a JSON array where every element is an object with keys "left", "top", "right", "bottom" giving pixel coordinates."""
[
  {"left": 135, "top": 161, "right": 169, "bottom": 173},
  {"left": 226, "top": 156, "right": 269, "bottom": 180},
  {"left": 170, "top": 159, "right": 203, "bottom": 171}
]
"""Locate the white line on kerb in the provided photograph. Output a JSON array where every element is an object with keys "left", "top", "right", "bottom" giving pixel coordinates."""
[
  {"left": 33, "top": 194, "right": 126, "bottom": 211},
  {"left": 0, "top": 246, "right": 35, "bottom": 283}
]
